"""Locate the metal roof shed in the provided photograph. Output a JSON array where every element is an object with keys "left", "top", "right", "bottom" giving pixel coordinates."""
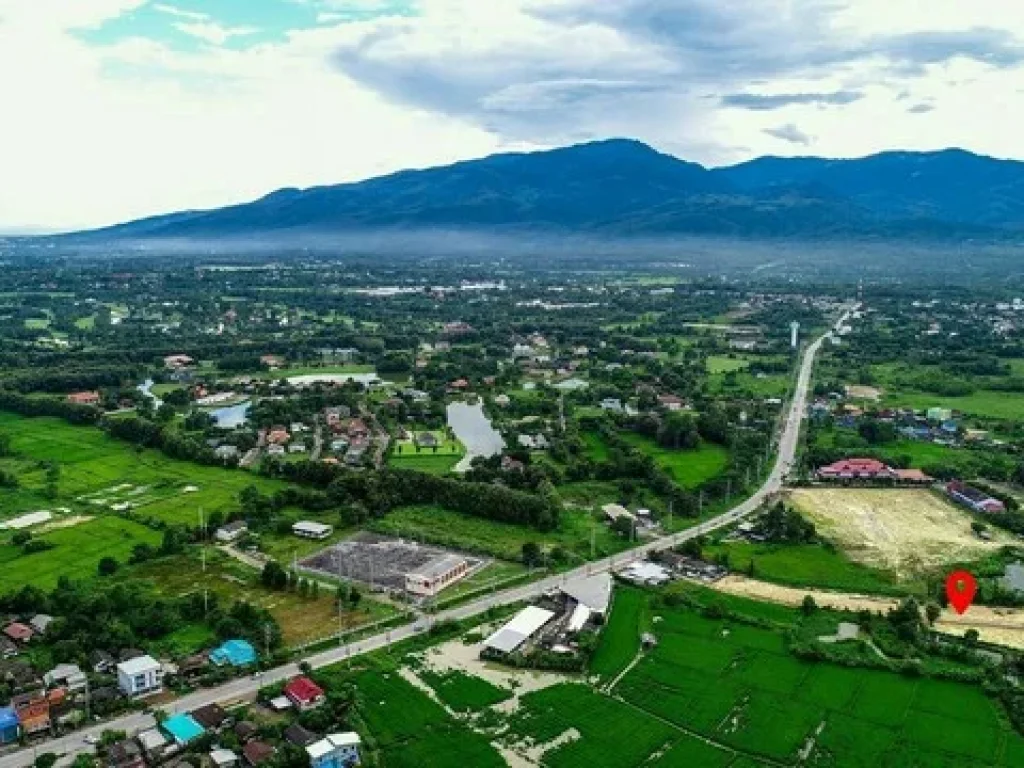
[{"left": 483, "top": 606, "right": 555, "bottom": 654}]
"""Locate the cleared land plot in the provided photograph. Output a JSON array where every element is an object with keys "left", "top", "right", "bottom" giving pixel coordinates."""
[
  {"left": 707, "top": 355, "right": 752, "bottom": 373},
  {"left": 618, "top": 433, "right": 729, "bottom": 488},
  {"left": 388, "top": 433, "right": 464, "bottom": 475},
  {"left": 589, "top": 585, "right": 648, "bottom": 680},
  {"left": 787, "top": 488, "right": 1014, "bottom": 578},
  {"left": 0, "top": 412, "right": 284, "bottom": 523}
]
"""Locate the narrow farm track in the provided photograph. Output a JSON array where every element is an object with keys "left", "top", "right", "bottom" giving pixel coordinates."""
[{"left": 0, "top": 307, "right": 858, "bottom": 768}]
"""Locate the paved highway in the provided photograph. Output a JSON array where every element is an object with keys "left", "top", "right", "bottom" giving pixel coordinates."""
[{"left": 0, "top": 307, "right": 855, "bottom": 768}]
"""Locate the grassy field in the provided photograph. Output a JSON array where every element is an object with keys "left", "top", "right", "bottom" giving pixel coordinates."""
[
  {"left": 122, "top": 550, "right": 398, "bottom": 648},
  {"left": 368, "top": 504, "right": 633, "bottom": 563},
  {"left": 619, "top": 432, "right": 730, "bottom": 488},
  {"left": 0, "top": 412, "right": 285, "bottom": 523},
  {"left": 388, "top": 431, "right": 465, "bottom": 475},
  {"left": 708, "top": 371, "right": 790, "bottom": 398},
  {"left": 0, "top": 516, "right": 161, "bottom": 592},
  {"left": 707, "top": 355, "right": 752, "bottom": 373},
  {"left": 869, "top": 363, "right": 1024, "bottom": 420},
  {"left": 581, "top": 431, "right": 611, "bottom": 462},
  {"left": 703, "top": 540, "right": 908, "bottom": 594},
  {"left": 601, "top": 587, "right": 1024, "bottom": 766}
]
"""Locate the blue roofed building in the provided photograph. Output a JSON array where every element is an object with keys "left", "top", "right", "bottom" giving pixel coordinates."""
[
  {"left": 162, "top": 713, "right": 205, "bottom": 746},
  {"left": 0, "top": 707, "right": 19, "bottom": 745},
  {"left": 210, "top": 639, "right": 257, "bottom": 667}
]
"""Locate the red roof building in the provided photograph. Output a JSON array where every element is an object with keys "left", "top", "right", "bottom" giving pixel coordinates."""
[
  {"left": 284, "top": 676, "right": 325, "bottom": 711},
  {"left": 67, "top": 391, "right": 101, "bottom": 406},
  {"left": 816, "top": 458, "right": 896, "bottom": 482},
  {"left": 3, "top": 623, "right": 34, "bottom": 644}
]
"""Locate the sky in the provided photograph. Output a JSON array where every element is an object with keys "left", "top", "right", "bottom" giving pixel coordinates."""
[{"left": 2, "top": 0, "right": 1024, "bottom": 232}]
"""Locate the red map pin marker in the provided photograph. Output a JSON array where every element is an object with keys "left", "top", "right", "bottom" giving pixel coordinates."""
[{"left": 946, "top": 570, "right": 977, "bottom": 615}]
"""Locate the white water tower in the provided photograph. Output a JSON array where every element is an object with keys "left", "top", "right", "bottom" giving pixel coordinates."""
[{"left": 790, "top": 321, "right": 800, "bottom": 349}]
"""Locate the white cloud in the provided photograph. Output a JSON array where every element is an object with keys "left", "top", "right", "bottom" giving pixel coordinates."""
[
  {"left": 153, "top": 4, "right": 209, "bottom": 22},
  {"left": 3, "top": 0, "right": 1024, "bottom": 231},
  {"left": 172, "top": 21, "right": 258, "bottom": 45}
]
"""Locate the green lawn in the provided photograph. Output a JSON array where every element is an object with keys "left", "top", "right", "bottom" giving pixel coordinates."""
[
  {"left": 388, "top": 430, "right": 465, "bottom": 475},
  {"left": 0, "top": 411, "right": 285, "bottom": 524},
  {"left": 619, "top": 433, "right": 730, "bottom": 488}
]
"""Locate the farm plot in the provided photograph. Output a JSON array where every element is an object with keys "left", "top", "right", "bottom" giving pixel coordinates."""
[
  {"left": 611, "top": 589, "right": 1024, "bottom": 767},
  {"left": 0, "top": 412, "right": 284, "bottom": 523},
  {"left": 341, "top": 668, "right": 506, "bottom": 768},
  {"left": 787, "top": 488, "right": 1014, "bottom": 578},
  {"left": 0, "top": 516, "right": 160, "bottom": 591}
]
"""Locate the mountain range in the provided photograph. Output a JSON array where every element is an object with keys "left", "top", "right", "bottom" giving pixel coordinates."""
[{"left": 56, "top": 139, "right": 1024, "bottom": 243}]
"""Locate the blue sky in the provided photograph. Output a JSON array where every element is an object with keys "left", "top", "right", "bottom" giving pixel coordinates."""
[
  {"left": 78, "top": 1, "right": 415, "bottom": 50},
  {"left": 2, "top": 0, "right": 1024, "bottom": 231}
]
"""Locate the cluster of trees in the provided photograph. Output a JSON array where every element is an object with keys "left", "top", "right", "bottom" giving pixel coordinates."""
[
  {"left": 758, "top": 502, "right": 817, "bottom": 544},
  {"left": 0, "top": 390, "right": 102, "bottom": 425},
  {"left": 0, "top": 579, "right": 281, "bottom": 664},
  {"left": 262, "top": 462, "right": 562, "bottom": 531}
]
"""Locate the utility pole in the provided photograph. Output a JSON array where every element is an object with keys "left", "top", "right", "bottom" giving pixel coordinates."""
[
  {"left": 590, "top": 524, "right": 596, "bottom": 560},
  {"left": 263, "top": 622, "right": 271, "bottom": 662},
  {"left": 726, "top": 479, "right": 732, "bottom": 502},
  {"left": 667, "top": 499, "right": 673, "bottom": 532},
  {"left": 199, "top": 507, "right": 208, "bottom": 617}
]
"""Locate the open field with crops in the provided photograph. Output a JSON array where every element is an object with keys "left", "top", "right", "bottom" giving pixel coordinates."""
[
  {"left": 787, "top": 488, "right": 1014, "bottom": 578},
  {"left": 601, "top": 586, "right": 1024, "bottom": 766},
  {"left": 0, "top": 515, "right": 160, "bottom": 592},
  {"left": 0, "top": 411, "right": 284, "bottom": 523}
]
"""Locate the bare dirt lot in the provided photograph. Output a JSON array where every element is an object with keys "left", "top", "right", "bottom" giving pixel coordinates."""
[
  {"left": 787, "top": 488, "right": 1014, "bottom": 578},
  {"left": 844, "top": 385, "right": 883, "bottom": 400},
  {"left": 715, "top": 575, "right": 1024, "bottom": 650}
]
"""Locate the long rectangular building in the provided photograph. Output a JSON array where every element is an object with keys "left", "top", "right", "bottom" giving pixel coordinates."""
[{"left": 483, "top": 606, "right": 555, "bottom": 655}]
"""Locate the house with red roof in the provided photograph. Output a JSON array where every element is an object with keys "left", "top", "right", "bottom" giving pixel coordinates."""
[
  {"left": 817, "top": 458, "right": 896, "bottom": 483},
  {"left": 3, "top": 623, "right": 34, "bottom": 644},
  {"left": 66, "top": 391, "right": 101, "bottom": 406},
  {"left": 284, "top": 676, "right": 325, "bottom": 712}
]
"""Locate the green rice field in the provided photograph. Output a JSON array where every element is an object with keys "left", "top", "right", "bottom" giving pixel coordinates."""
[{"left": 0, "top": 411, "right": 285, "bottom": 523}]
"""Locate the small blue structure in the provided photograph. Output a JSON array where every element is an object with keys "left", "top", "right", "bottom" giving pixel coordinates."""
[
  {"left": 210, "top": 639, "right": 257, "bottom": 667},
  {"left": 162, "top": 713, "right": 205, "bottom": 745},
  {"left": 0, "top": 707, "right": 19, "bottom": 745}
]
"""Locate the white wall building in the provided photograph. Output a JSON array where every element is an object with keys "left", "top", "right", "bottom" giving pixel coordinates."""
[
  {"left": 404, "top": 555, "right": 470, "bottom": 597},
  {"left": 307, "top": 733, "right": 361, "bottom": 768},
  {"left": 117, "top": 655, "right": 163, "bottom": 697}
]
